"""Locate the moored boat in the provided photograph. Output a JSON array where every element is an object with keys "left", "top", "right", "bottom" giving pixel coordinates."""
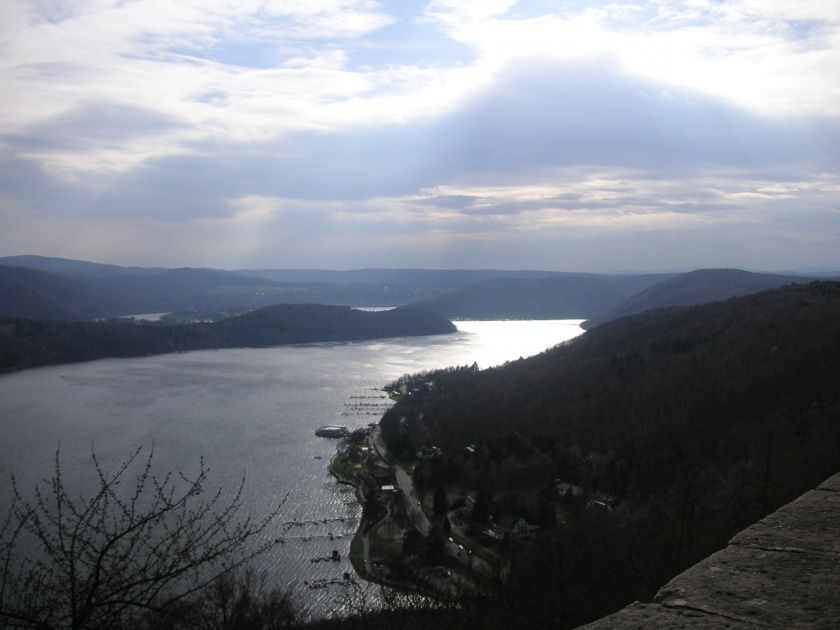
[{"left": 315, "top": 425, "right": 349, "bottom": 438}]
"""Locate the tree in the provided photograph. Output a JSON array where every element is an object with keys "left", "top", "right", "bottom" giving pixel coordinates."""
[
  {"left": 149, "top": 569, "right": 296, "bottom": 630},
  {"left": 402, "top": 530, "right": 423, "bottom": 558},
  {"left": 433, "top": 485, "right": 448, "bottom": 517},
  {"left": 0, "top": 448, "right": 287, "bottom": 630},
  {"left": 471, "top": 490, "right": 491, "bottom": 525}
]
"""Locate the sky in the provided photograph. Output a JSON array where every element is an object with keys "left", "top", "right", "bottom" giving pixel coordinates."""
[{"left": 1, "top": 0, "right": 839, "bottom": 272}]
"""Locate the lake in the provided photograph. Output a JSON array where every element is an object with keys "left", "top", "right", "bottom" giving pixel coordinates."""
[{"left": 0, "top": 319, "right": 584, "bottom": 619}]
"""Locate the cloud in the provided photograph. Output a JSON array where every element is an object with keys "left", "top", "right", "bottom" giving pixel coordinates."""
[
  {"left": 3, "top": 56, "right": 838, "bottom": 224},
  {"left": 425, "top": 0, "right": 840, "bottom": 117},
  {"left": 4, "top": 0, "right": 838, "bottom": 179},
  {"left": 1, "top": 1, "right": 839, "bottom": 271}
]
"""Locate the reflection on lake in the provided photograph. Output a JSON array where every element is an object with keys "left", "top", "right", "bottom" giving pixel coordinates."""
[{"left": 0, "top": 319, "right": 583, "bottom": 619}]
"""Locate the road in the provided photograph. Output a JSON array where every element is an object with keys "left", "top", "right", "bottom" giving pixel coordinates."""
[
  {"left": 371, "top": 427, "right": 432, "bottom": 536},
  {"left": 367, "top": 427, "right": 495, "bottom": 590},
  {"left": 445, "top": 535, "right": 497, "bottom": 578},
  {"left": 394, "top": 467, "right": 432, "bottom": 536}
]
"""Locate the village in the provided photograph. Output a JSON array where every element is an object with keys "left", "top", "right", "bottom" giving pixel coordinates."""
[{"left": 328, "top": 381, "right": 622, "bottom": 598}]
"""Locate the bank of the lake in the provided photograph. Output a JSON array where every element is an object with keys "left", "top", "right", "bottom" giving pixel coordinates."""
[
  {"left": 0, "top": 304, "right": 455, "bottom": 373},
  {"left": 0, "top": 319, "right": 584, "bottom": 619}
]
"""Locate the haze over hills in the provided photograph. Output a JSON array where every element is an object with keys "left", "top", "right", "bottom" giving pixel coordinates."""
[
  {"left": 232, "top": 267, "right": 564, "bottom": 288},
  {"left": 0, "top": 255, "right": 169, "bottom": 278},
  {"left": 0, "top": 260, "right": 474, "bottom": 318},
  {"left": 582, "top": 268, "right": 811, "bottom": 328},
  {"left": 404, "top": 273, "right": 674, "bottom": 319},
  {"left": 0, "top": 256, "right": 576, "bottom": 319},
  {"left": 0, "top": 256, "right": 562, "bottom": 288},
  {"left": 0, "top": 264, "right": 288, "bottom": 319},
  {"left": 0, "top": 265, "right": 150, "bottom": 320},
  {"left": 0, "top": 256, "right": 819, "bottom": 325}
]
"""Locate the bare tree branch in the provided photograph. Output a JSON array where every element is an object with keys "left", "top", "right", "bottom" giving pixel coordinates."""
[{"left": 0, "top": 447, "right": 287, "bottom": 630}]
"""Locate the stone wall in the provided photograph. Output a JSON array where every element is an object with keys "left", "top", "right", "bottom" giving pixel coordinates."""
[{"left": 581, "top": 473, "right": 840, "bottom": 629}]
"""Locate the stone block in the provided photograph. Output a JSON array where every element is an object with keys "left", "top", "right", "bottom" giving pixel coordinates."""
[
  {"left": 818, "top": 473, "right": 840, "bottom": 493},
  {"left": 655, "top": 546, "right": 840, "bottom": 628},
  {"left": 730, "top": 489, "right": 840, "bottom": 555},
  {"left": 580, "top": 602, "right": 751, "bottom": 629}
]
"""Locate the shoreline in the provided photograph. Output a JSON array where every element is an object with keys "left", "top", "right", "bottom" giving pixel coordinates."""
[
  {"left": 0, "top": 306, "right": 457, "bottom": 374},
  {"left": 327, "top": 425, "right": 489, "bottom": 600}
]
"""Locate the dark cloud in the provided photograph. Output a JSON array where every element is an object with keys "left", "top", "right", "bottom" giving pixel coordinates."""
[
  {"left": 435, "top": 60, "right": 839, "bottom": 173},
  {"left": 148, "top": 58, "right": 839, "bottom": 204},
  {"left": 2, "top": 57, "right": 839, "bottom": 272},
  {"left": 0, "top": 156, "right": 86, "bottom": 216},
  {"left": 8, "top": 103, "right": 183, "bottom": 151}
]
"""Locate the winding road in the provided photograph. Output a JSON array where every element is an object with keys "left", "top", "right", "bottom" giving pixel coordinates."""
[{"left": 372, "top": 427, "right": 432, "bottom": 536}]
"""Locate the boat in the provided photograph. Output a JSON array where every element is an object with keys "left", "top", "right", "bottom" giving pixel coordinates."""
[{"left": 315, "top": 425, "right": 350, "bottom": 438}]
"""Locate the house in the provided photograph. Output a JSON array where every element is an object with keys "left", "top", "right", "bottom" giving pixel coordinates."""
[
  {"left": 585, "top": 451, "right": 611, "bottom": 470},
  {"left": 371, "top": 467, "right": 393, "bottom": 483},
  {"left": 380, "top": 484, "right": 396, "bottom": 494},
  {"left": 449, "top": 492, "right": 476, "bottom": 525},
  {"left": 416, "top": 446, "right": 442, "bottom": 461},
  {"left": 556, "top": 482, "right": 584, "bottom": 501},
  {"left": 487, "top": 513, "right": 530, "bottom": 541},
  {"left": 587, "top": 492, "right": 618, "bottom": 512}
]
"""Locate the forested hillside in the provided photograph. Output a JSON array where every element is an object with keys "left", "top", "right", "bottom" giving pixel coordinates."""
[
  {"left": 0, "top": 305, "right": 455, "bottom": 372},
  {"left": 0, "top": 265, "right": 148, "bottom": 319},
  {"left": 584, "top": 268, "right": 809, "bottom": 327},
  {"left": 373, "top": 282, "right": 840, "bottom": 627}
]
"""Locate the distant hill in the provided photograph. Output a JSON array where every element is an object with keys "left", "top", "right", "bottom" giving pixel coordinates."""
[
  {"left": 82, "top": 269, "right": 465, "bottom": 312},
  {"left": 82, "top": 268, "right": 283, "bottom": 312},
  {"left": 0, "top": 266, "right": 78, "bottom": 320},
  {"left": 0, "top": 265, "right": 286, "bottom": 320},
  {"left": 233, "top": 267, "right": 564, "bottom": 288},
  {"left": 1, "top": 255, "right": 566, "bottom": 290},
  {"left": 0, "top": 263, "right": 458, "bottom": 317},
  {"left": 0, "top": 255, "right": 167, "bottom": 278},
  {"left": 2, "top": 257, "right": 815, "bottom": 323},
  {"left": 1, "top": 256, "right": 584, "bottom": 314},
  {"left": 583, "top": 268, "right": 808, "bottom": 328},
  {"left": 0, "top": 265, "right": 148, "bottom": 320},
  {"left": 0, "top": 305, "right": 456, "bottom": 372},
  {"left": 404, "top": 273, "right": 673, "bottom": 319}
]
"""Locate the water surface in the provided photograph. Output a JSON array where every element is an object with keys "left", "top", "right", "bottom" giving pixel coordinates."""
[{"left": 0, "top": 320, "right": 584, "bottom": 618}]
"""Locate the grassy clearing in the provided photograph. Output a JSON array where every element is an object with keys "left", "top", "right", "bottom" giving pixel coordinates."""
[
  {"left": 349, "top": 532, "right": 366, "bottom": 576},
  {"left": 328, "top": 453, "right": 360, "bottom": 487}
]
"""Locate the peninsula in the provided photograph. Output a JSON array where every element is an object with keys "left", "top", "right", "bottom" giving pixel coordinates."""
[{"left": 0, "top": 304, "right": 456, "bottom": 373}]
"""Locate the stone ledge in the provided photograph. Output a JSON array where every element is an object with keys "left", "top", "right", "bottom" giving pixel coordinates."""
[
  {"left": 729, "top": 487, "right": 840, "bottom": 556},
  {"left": 580, "top": 602, "right": 753, "bottom": 629},
  {"left": 580, "top": 473, "right": 840, "bottom": 629},
  {"left": 655, "top": 546, "right": 840, "bottom": 627},
  {"left": 818, "top": 473, "right": 840, "bottom": 493}
]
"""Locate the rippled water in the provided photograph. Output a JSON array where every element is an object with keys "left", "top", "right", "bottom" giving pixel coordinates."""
[{"left": 0, "top": 320, "right": 584, "bottom": 619}]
